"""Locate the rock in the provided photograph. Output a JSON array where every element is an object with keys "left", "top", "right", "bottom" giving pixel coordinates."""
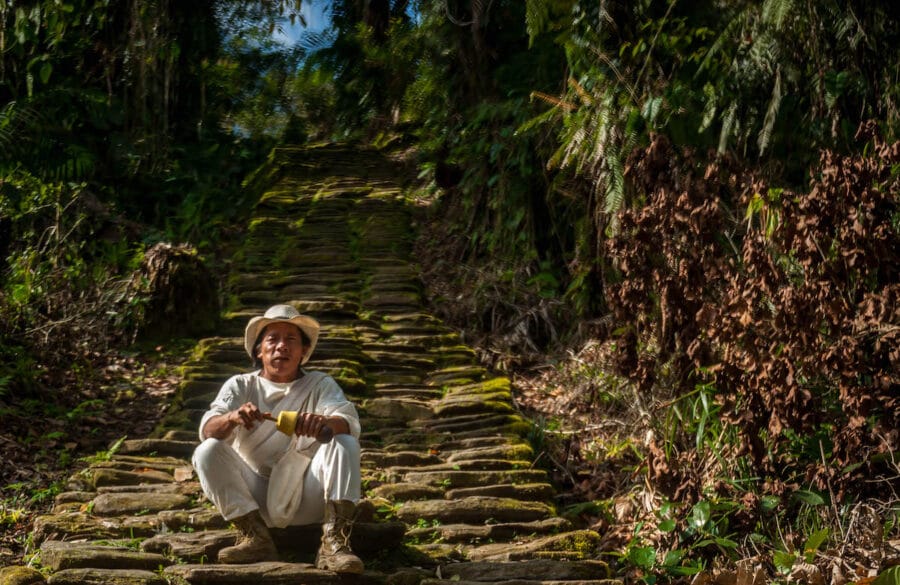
[
  {"left": 117, "top": 439, "right": 197, "bottom": 458},
  {"left": 164, "top": 561, "right": 339, "bottom": 584},
  {"left": 0, "top": 566, "right": 46, "bottom": 585},
  {"left": 157, "top": 507, "right": 229, "bottom": 531},
  {"left": 90, "top": 492, "right": 191, "bottom": 516},
  {"left": 395, "top": 497, "right": 554, "bottom": 524},
  {"left": 46, "top": 568, "right": 166, "bottom": 585},
  {"left": 86, "top": 468, "right": 173, "bottom": 489},
  {"left": 445, "top": 443, "right": 534, "bottom": 462},
  {"left": 39, "top": 541, "right": 171, "bottom": 571},
  {"left": 398, "top": 469, "right": 548, "bottom": 489},
  {"left": 362, "top": 450, "right": 442, "bottom": 468},
  {"left": 437, "top": 559, "right": 612, "bottom": 581},
  {"left": 368, "top": 483, "right": 444, "bottom": 501},
  {"left": 363, "top": 398, "right": 434, "bottom": 421},
  {"left": 407, "top": 517, "right": 572, "bottom": 544},
  {"left": 140, "top": 530, "right": 236, "bottom": 563},
  {"left": 467, "top": 530, "right": 602, "bottom": 561},
  {"left": 444, "top": 482, "right": 555, "bottom": 501}
]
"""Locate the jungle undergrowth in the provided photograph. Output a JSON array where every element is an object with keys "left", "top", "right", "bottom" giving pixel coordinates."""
[{"left": 0, "top": 341, "right": 190, "bottom": 566}]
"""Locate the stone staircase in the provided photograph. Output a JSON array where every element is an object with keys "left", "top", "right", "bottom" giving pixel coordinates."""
[{"left": 15, "top": 144, "right": 617, "bottom": 584}]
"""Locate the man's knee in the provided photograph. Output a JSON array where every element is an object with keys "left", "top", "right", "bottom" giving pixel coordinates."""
[{"left": 192, "top": 437, "right": 231, "bottom": 472}]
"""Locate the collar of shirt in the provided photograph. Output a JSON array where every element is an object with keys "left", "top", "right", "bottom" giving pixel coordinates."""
[{"left": 257, "top": 375, "right": 294, "bottom": 404}]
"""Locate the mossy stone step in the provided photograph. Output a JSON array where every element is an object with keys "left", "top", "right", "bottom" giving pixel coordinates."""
[
  {"left": 362, "top": 348, "right": 437, "bottom": 364},
  {"left": 444, "top": 443, "right": 533, "bottom": 462},
  {"left": 140, "top": 529, "right": 235, "bottom": 563},
  {"left": 374, "top": 386, "right": 443, "bottom": 400},
  {"left": 75, "top": 467, "right": 173, "bottom": 490},
  {"left": 39, "top": 541, "right": 171, "bottom": 572},
  {"left": 433, "top": 397, "right": 515, "bottom": 417},
  {"left": 117, "top": 439, "right": 197, "bottom": 458},
  {"left": 46, "top": 568, "right": 166, "bottom": 585},
  {"left": 466, "top": 530, "right": 603, "bottom": 563},
  {"left": 361, "top": 450, "right": 442, "bottom": 468},
  {"left": 396, "top": 469, "right": 549, "bottom": 489},
  {"left": 395, "top": 497, "right": 554, "bottom": 524},
  {"left": 367, "top": 483, "right": 445, "bottom": 501},
  {"left": 89, "top": 491, "right": 192, "bottom": 516},
  {"left": 361, "top": 397, "right": 434, "bottom": 421},
  {"left": 407, "top": 517, "right": 571, "bottom": 544},
  {"left": 444, "top": 482, "right": 555, "bottom": 501},
  {"left": 414, "top": 413, "right": 530, "bottom": 436},
  {"left": 433, "top": 559, "right": 613, "bottom": 582},
  {"left": 163, "top": 562, "right": 339, "bottom": 585},
  {"left": 32, "top": 512, "right": 160, "bottom": 543}
]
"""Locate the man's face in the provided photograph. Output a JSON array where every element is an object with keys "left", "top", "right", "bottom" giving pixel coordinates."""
[{"left": 257, "top": 322, "right": 308, "bottom": 383}]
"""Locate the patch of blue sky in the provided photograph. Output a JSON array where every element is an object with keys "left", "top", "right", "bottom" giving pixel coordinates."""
[{"left": 272, "top": 0, "right": 331, "bottom": 46}]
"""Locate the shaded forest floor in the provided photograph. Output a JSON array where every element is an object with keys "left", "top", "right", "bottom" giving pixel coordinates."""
[{"left": 0, "top": 344, "right": 189, "bottom": 564}]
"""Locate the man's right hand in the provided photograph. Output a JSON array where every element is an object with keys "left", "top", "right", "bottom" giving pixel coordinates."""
[
  {"left": 202, "top": 402, "right": 263, "bottom": 440},
  {"left": 229, "top": 402, "right": 265, "bottom": 430}
]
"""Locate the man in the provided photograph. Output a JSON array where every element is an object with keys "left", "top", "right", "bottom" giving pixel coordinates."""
[{"left": 192, "top": 304, "right": 364, "bottom": 574}]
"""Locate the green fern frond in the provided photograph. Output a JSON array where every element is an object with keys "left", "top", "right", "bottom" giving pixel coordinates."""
[
  {"left": 531, "top": 90, "right": 576, "bottom": 111},
  {"left": 718, "top": 101, "right": 738, "bottom": 155},
  {"left": 758, "top": 67, "right": 782, "bottom": 154},
  {"left": 696, "top": 8, "right": 750, "bottom": 77},
  {"left": 762, "top": 0, "right": 795, "bottom": 31},
  {"left": 525, "top": 0, "right": 551, "bottom": 46}
]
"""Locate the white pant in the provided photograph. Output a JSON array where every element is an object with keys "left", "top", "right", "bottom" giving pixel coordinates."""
[{"left": 192, "top": 434, "right": 361, "bottom": 525}]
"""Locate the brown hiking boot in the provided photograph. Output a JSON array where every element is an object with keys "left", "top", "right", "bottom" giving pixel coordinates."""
[
  {"left": 316, "top": 500, "right": 364, "bottom": 574},
  {"left": 218, "top": 509, "right": 279, "bottom": 564}
]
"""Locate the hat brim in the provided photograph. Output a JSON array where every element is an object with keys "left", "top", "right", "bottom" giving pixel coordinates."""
[{"left": 244, "top": 314, "right": 320, "bottom": 364}]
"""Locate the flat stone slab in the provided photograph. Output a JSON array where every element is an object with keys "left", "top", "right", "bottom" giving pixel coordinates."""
[
  {"left": 157, "top": 507, "right": 230, "bottom": 531},
  {"left": 437, "top": 559, "right": 613, "bottom": 581},
  {"left": 90, "top": 492, "right": 192, "bottom": 516},
  {"left": 46, "top": 568, "right": 166, "bottom": 585},
  {"left": 467, "top": 530, "right": 602, "bottom": 562},
  {"left": 81, "top": 468, "right": 173, "bottom": 489},
  {"left": 418, "top": 579, "right": 622, "bottom": 585},
  {"left": 407, "top": 518, "right": 571, "bottom": 543},
  {"left": 141, "top": 529, "right": 235, "bottom": 563},
  {"left": 362, "top": 450, "right": 441, "bottom": 468},
  {"left": 445, "top": 443, "right": 534, "bottom": 462},
  {"left": 118, "top": 439, "right": 197, "bottom": 458},
  {"left": 445, "top": 483, "right": 556, "bottom": 501},
  {"left": 399, "top": 469, "right": 548, "bottom": 488},
  {"left": 395, "top": 497, "right": 554, "bottom": 524},
  {"left": 164, "top": 562, "right": 340, "bottom": 584},
  {"left": 368, "top": 483, "right": 444, "bottom": 501},
  {"left": 40, "top": 540, "right": 171, "bottom": 571},
  {"left": 362, "top": 397, "right": 434, "bottom": 421},
  {"left": 32, "top": 512, "right": 159, "bottom": 543}
]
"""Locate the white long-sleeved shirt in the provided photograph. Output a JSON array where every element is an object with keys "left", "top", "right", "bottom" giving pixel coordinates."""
[{"left": 198, "top": 370, "right": 360, "bottom": 476}]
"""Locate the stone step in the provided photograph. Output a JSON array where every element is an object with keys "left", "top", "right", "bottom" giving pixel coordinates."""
[
  {"left": 46, "top": 568, "right": 168, "bottom": 585},
  {"left": 164, "top": 562, "right": 340, "bottom": 585},
  {"left": 406, "top": 517, "right": 571, "bottom": 543},
  {"left": 394, "top": 497, "right": 555, "bottom": 524},
  {"left": 431, "top": 559, "right": 613, "bottom": 582},
  {"left": 396, "top": 469, "right": 549, "bottom": 488},
  {"left": 40, "top": 541, "right": 172, "bottom": 572}
]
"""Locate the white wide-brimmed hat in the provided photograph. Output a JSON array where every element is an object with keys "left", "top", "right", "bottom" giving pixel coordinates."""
[{"left": 244, "top": 304, "right": 320, "bottom": 364}]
